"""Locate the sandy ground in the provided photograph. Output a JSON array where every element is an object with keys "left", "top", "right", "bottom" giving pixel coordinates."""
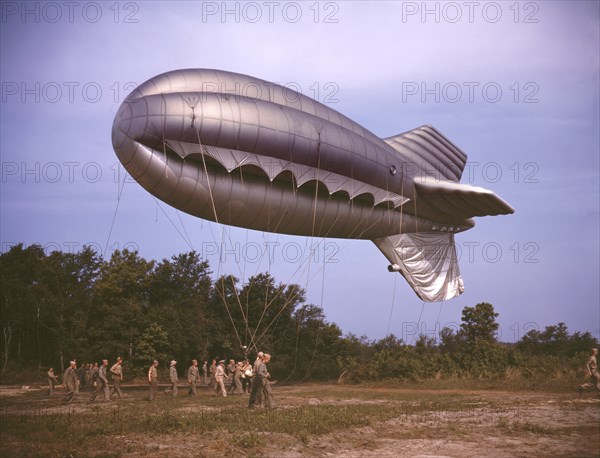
[{"left": 1, "top": 383, "right": 599, "bottom": 457}]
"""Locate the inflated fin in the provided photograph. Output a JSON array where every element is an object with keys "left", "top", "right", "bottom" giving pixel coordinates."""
[
  {"left": 413, "top": 179, "right": 515, "bottom": 223},
  {"left": 384, "top": 125, "right": 467, "bottom": 182},
  {"left": 373, "top": 233, "right": 464, "bottom": 302}
]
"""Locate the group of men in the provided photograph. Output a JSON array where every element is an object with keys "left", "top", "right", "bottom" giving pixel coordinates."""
[
  {"left": 46, "top": 351, "right": 277, "bottom": 408},
  {"left": 148, "top": 352, "right": 276, "bottom": 408},
  {"left": 47, "top": 357, "right": 124, "bottom": 404}
]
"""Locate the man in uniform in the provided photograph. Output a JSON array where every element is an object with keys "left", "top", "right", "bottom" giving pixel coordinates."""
[
  {"left": 202, "top": 361, "right": 208, "bottom": 384},
  {"left": 187, "top": 359, "right": 199, "bottom": 397},
  {"left": 248, "top": 352, "right": 263, "bottom": 406},
  {"left": 47, "top": 367, "right": 58, "bottom": 395},
  {"left": 109, "top": 357, "right": 124, "bottom": 399},
  {"left": 164, "top": 360, "right": 178, "bottom": 396},
  {"left": 63, "top": 360, "right": 78, "bottom": 404},
  {"left": 226, "top": 359, "right": 236, "bottom": 385},
  {"left": 78, "top": 363, "right": 87, "bottom": 391},
  {"left": 148, "top": 360, "right": 159, "bottom": 401},
  {"left": 229, "top": 361, "right": 244, "bottom": 395},
  {"left": 579, "top": 348, "right": 600, "bottom": 394},
  {"left": 85, "top": 363, "right": 93, "bottom": 389},
  {"left": 260, "top": 354, "right": 276, "bottom": 408},
  {"left": 208, "top": 359, "right": 217, "bottom": 389},
  {"left": 89, "top": 359, "right": 110, "bottom": 402},
  {"left": 214, "top": 360, "right": 228, "bottom": 397}
]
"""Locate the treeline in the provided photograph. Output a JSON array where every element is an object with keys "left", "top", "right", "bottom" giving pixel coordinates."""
[
  {"left": 0, "top": 244, "right": 347, "bottom": 381},
  {"left": 1, "top": 244, "right": 597, "bottom": 386},
  {"left": 339, "top": 304, "right": 598, "bottom": 385}
]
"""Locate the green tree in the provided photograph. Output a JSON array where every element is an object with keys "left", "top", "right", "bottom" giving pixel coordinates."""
[
  {"left": 460, "top": 302, "right": 499, "bottom": 344},
  {"left": 133, "top": 323, "right": 170, "bottom": 375},
  {"left": 88, "top": 249, "right": 154, "bottom": 363}
]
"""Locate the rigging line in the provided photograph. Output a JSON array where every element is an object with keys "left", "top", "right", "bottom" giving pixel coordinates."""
[
  {"left": 248, "top": 174, "right": 290, "bottom": 283},
  {"left": 152, "top": 198, "right": 194, "bottom": 251},
  {"left": 194, "top": 128, "right": 220, "bottom": 225},
  {"left": 192, "top": 127, "right": 245, "bottom": 347},
  {"left": 175, "top": 210, "right": 194, "bottom": 251},
  {"left": 103, "top": 166, "right": 127, "bottom": 258},
  {"left": 436, "top": 300, "right": 444, "bottom": 330},
  {"left": 242, "top": 229, "right": 249, "bottom": 285},
  {"left": 248, "top": 230, "right": 319, "bottom": 347},
  {"left": 386, "top": 275, "right": 398, "bottom": 337},
  {"left": 249, "top": 244, "right": 315, "bottom": 348},
  {"left": 310, "top": 130, "right": 322, "bottom": 239},
  {"left": 302, "top": 248, "right": 327, "bottom": 380},
  {"left": 243, "top": 229, "right": 250, "bottom": 346},
  {"left": 160, "top": 135, "right": 196, "bottom": 252},
  {"left": 284, "top": 304, "right": 304, "bottom": 382},
  {"left": 253, "top": 286, "right": 302, "bottom": 349},
  {"left": 411, "top": 300, "right": 425, "bottom": 345},
  {"left": 213, "top": 277, "right": 244, "bottom": 349},
  {"left": 228, "top": 273, "right": 256, "bottom": 350}
]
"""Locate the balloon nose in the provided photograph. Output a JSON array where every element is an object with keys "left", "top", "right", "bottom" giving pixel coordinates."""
[{"left": 111, "top": 100, "right": 134, "bottom": 153}]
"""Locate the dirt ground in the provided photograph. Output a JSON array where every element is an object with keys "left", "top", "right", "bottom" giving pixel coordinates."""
[{"left": 1, "top": 383, "right": 599, "bottom": 457}]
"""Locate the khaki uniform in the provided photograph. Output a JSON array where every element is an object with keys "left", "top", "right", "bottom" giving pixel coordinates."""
[
  {"left": 63, "top": 366, "right": 78, "bottom": 404},
  {"left": 215, "top": 364, "right": 227, "bottom": 397},
  {"left": 208, "top": 362, "right": 216, "bottom": 389},
  {"left": 89, "top": 365, "right": 110, "bottom": 402},
  {"left": 229, "top": 365, "right": 243, "bottom": 395},
  {"left": 47, "top": 370, "right": 58, "bottom": 395},
  {"left": 241, "top": 362, "right": 252, "bottom": 393},
  {"left": 251, "top": 361, "right": 274, "bottom": 408},
  {"left": 202, "top": 362, "right": 208, "bottom": 384},
  {"left": 581, "top": 354, "right": 600, "bottom": 392},
  {"left": 148, "top": 365, "right": 158, "bottom": 401},
  {"left": 249, "top": 357, "right": 263, "bottom": 405},
  {"left": 188, "top": 365, "right": 199, "bottom": 397},
  {"left": 85, "top": 366, "right": 93, "bottom": 388},
  {"left": 77, "top": 366, "right": 86, "bottom": 391},
  {"left": 165, "top": 366, "right": 178, "bottom": 396},
  {"left": 110, "top": 363, "right": 123, "bottom": 398}
]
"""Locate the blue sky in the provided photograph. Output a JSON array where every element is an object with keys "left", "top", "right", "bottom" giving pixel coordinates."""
[{"left": 1, "top": 1, "right": 598, "bottom": 342}]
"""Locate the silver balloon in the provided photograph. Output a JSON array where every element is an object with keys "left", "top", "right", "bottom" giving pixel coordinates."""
[{"left": 112, "top": 69, "right": 513, "bottom": 302}]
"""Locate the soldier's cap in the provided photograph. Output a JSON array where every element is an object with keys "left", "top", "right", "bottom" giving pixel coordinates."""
[
  {"left": 170, "top": 360, "right": 177, "bottom": 366},
  {"left": 70, "top": 361, "right": 76, "bottom": 365},
  {"left": 219, "top": 360, "right": 225, "bottom": 364}
]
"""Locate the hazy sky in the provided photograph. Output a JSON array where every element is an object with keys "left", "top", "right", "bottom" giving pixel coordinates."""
[{"left": 1, "top": 1, "right": 599, "bottom": 342}]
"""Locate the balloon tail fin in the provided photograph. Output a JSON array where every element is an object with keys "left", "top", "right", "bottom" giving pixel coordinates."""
[{"left": 373, "top": 233, "right": 464, "bottom": 302}]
